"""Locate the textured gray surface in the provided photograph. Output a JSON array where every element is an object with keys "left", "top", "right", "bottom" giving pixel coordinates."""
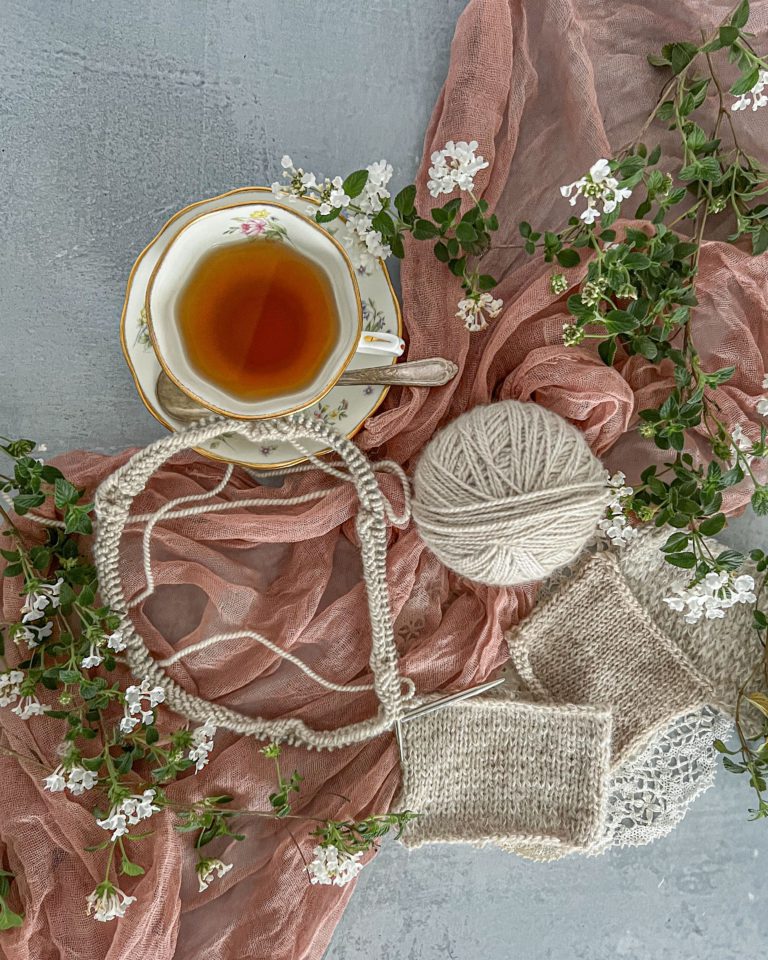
[{"left": 0, "top": 2, "right": 764, "bottom": 957}]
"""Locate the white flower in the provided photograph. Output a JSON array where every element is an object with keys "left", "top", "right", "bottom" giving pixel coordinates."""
[
  {"left": 96, "top": 789, "right": 158, "bottom": 841},
  {"left": 335, "top": 212, "right": 391, "bottom": 275},
  {"left": 11, "top": 695, "right": 46, "bottom": 719},
  {"left": 271, "top": 181, "right": 284, "bottom": 197},
  {"left": 762, "top": 374, "right": 768, "bottom": 390},
  {"left": 329, "top": 186, "right": 351, "bottom": 209},
  {"left": 15, "top": 620, "right": 53, "bottom": 649},
  {"left": 456, "top": 293, "right": 504, "bottom": 332},
  {"left": 67, "top": 765, "right": 98, "bottom": 795},
  {"left": 300, "top": 171, "right": 317, "bottom": 190},
  {"left": 731, "top": 423, "right": 755, "bottom": 465},
  {"left": 307, "top": 844, "right": 365, "bottom": 887},
  {"left": 0, "top": 670, "right": 24, "bottom": 708},
  {"left": 196, "top": 857, "right": 233, "bottom": 893},
  {"left": 732, "top": 70, "right": 768, "bottom": 112},
  {"left": 757, "top": 397, "right": 768, "bottom": 416},
  {"left": 280, "top": 154, "right": 294, "bottom": 170},
  {"left": 121, "top": 788, "right": 159, "bottom": 824},
  {"left": 96, "top": 810, "right": 129, "bottom": 841},
  {"left": 43, "top": 766, "right": 66, "bottom": 792},
  {"left": 121, "top": 677, "right": 165, "bottom": 734},
  {"left": 427, "top": 140, "right": 489, "bottom": 197},
  {"left": 188, "top": 719, "right": 217, "bottom": 772},
  {"left": 663, "top": 571, "right": 757, "bottom": 624},
  {"left": 560, "top": 158, "right": 632, "bottom": 225},
  {"left": 86, "top": 882, "right": 136, "bottom": 923},
  {"left": 81, "top": 644, "right": 104, "bottom": 669},
  {"left": 120, "top": 715, "right": 139, "bottom": 735},
  {"left": 106, "top": 630, "right": 127, "bottom": 653},
  {"left": 598, "top": 471, "right": 636, "bottom": 547},
  {"left": 20, "top": 577, "right": 63, "bottom": 623}
]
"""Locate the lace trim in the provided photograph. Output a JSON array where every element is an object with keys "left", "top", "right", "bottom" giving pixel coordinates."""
[{"left": 591, "top": 705, "right": 732, "bottom": 854}]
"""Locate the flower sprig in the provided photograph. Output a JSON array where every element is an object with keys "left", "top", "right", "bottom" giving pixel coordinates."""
[
  {"left": 273, "top": 142, "right": 502, "bottom": 331},
  {"left": 259, "top": 743, "right": 416, "bottom": 887},
  {"left": 508, "top": 0, "right": 768, "bottom": 813}
]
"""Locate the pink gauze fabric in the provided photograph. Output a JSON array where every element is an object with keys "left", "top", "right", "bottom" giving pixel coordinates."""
[{"left": 3, "top": 1, "right": 768, "bottom": 958}]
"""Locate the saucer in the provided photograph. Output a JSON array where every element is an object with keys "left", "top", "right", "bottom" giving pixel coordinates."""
[{"left": 120, "top": 187, "right": 402, "bottom": 469}]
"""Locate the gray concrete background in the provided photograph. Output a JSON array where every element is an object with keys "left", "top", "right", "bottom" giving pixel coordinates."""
[{"left": 0, "top": 1, "right": 764, "bottom": 957}]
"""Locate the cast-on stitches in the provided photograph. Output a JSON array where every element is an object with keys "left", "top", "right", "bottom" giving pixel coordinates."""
[{"left": 93, "top": 414, "right": 414, "bottom": 750}]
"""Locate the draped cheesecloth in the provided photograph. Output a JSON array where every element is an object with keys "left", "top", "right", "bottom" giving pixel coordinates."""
[{"left": 3, "top": 1, "right": 768, "bottom": 958}]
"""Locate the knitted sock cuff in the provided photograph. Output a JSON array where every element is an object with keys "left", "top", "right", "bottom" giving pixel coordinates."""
[
  {"left": 398, "top": 698, "right": 612, "bottom": 851},
  {"left": 507, "top": 551, "right": 712, "bottom": 764}
]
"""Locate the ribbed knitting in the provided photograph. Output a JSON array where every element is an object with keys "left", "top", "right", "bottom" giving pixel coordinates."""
[{"left": 399, "top": 697, "right": 613, "bottom": 851}]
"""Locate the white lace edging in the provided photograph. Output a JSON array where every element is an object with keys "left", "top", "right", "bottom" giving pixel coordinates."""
[{"left": 590, "top": 706, "right": 733, "bottom": 854}]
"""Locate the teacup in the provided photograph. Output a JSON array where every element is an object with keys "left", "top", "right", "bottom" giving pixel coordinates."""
[{"left": 144, "top": 201, "right": 404, "bottom": 420}]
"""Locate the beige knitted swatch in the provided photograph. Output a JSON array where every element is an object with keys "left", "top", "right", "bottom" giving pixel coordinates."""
[
  {"left": 399, "top": 697, "right": 612, "bottom": 852},
  {"left": 507, "top": 550, "right": 713, "bottom": 764}
]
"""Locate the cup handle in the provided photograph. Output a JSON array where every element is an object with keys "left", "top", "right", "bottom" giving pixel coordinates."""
[{"left": 355, "top": 331, "right": 406, "bottom": 357}]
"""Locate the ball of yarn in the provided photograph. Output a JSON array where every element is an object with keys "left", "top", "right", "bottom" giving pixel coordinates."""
[{"left": 411, "top": 401, "right": 611, "bottom": 586}]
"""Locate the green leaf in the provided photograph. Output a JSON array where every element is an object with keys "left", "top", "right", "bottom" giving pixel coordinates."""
[
  {"left": 731, "top": 0, "right": 750, "bottom": 29},
  {"left": 519, "top": 221, "right": 532, "bottom": 238},
  {"left": 393, "top": 184, "right": 416, "bottom": 217},
  {"left": 433, "top": 241, "right": 450, "bottom": 263},
  {"left": 604, "top": 310, "right": 637, "bottom": 334},
  {"left": 598, "top": 338, "right": 617, "bottom": 366},
  {"left": 698, "top": 513, "right": 726, "bottom": 536},
  {"left": 371, "top": 210, "right": 395, "bottom": 238},
  {"left": 752, "top": 225, "right": 768, "bottom": 255},
  {"left": 716, "top": 549, "right": 745, "bottom": 570},
  {"left": 477, "top": 274, "right": 497, "bottom": 291},
  {"left": 556, "top": 248, "right": 580, "bottom": 268},
  {"left": 697, "top": 156, "right": 723, "bottom": 182},
  {"left": 661, "top": 532, "right": 690, "bottom": 553},
  {"left": 13, "top": 492, "right": 45, "bottom": 515},
  {"left": 54, "top": 478, "right": 81, "bottom": 509},
  {"left": 647, "top": 53, "right": 671, "bottom": 68},
  {"left": 40, "top": 465, "right": 64, "bottom": 484},
  {"left": 623, "top": 252, "right": 652, "bottom": 270},
  {"left": 731, "top": 66, "right": 760, "bottom": 96},
  {"left": 341, "top": 169, "right": 369, "bottom": 200},
  {"left": 662, "top": 41, "right": 699, "bottom": 75},
  {"left": 455, "top": 222, "right": 477, "bottom": 242},
  {"left": 719, "top": 25, "right": 740, "bottom": 45},
  {"left": 389, "top": 233, "right": 405, "bottom": 259},
  {"left": 666, "top": 552, "right": 697, "bottom": 569},
  {"left": 412, "top": 218, "right": 439, "bottom": 240},
  {"left": 145, "top": 725, "right": 160, "bottom": 745},
  {"left": 64, "top": 506, "right": 93, "bottom": 536},
  {"left": 120, "top": 858, "right": 146, "bottom": 877}
]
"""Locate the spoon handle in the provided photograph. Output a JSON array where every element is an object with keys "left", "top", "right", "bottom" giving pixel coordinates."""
[{"left": 338, "top": 357, "right": 458, "bottom": 387}]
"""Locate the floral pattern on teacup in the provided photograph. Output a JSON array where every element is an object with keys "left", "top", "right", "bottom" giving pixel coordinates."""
[
  {"left": 134, "top": 307, "right": 152, "bottom": 350},
  {"left": 224, "top": 209, "right": 290, "bottom": 242}
]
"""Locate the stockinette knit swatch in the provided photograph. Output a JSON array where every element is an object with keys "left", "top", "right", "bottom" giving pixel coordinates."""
[
  {"left": 399, "top": 697, "right": 612, "bottom": 852},
  {"left": 507, "top": 549, "right": 713, "bottom": 764}
]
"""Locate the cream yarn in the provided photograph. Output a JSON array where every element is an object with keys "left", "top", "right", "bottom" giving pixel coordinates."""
[
  {"left": 411, "top": 400, "right": 611, "bottom": 586},
  {"left": 93, "top": 413, "right": 415, "bottom": 750}
]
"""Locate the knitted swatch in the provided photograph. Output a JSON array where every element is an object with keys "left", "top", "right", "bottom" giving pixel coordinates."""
[
  {"left": 399, "top": 697, "right": 612, "bottom": 852},
  {"left": 507, "top": 550, "right": 713, "bottom": 764}
]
